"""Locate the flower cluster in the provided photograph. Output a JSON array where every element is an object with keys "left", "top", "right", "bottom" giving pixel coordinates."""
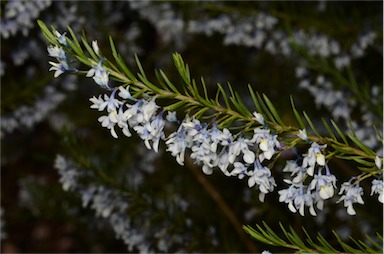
[
  {"left": 89, "top": 82, "right": 280, "bottom": 201},
  {"left": 278, "top": 130, "right": 338, "bottom": 216}
]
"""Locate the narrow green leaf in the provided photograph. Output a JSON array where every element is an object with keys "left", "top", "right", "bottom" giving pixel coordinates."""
[
  {"left": 351, "top": 157, "right": 375, "bottom": 167},
  {"left": 67, "top": 39, "right": 85, "bottom": 59},
  {"left": 330, "top": 119, "right": 349, "bottom": 144},
  {"left": 321, "top": 118, "right": 337, "bottom": 140},
  {"left": 333, "top": 230, "right": 360, "bottom": 253},
  {"left": 365, "top": 234, "right": 383, "bottom": 251},
  {"left": 263, "top": 94, "right": 285, "bottom": 126},
  {"left": 243, "top": 225, "right": 276, "bottom": 245},
  {"left": 256, "top": 92, "right": 274, "bottom": 122},
  {"left": 164, "top": 101, "right": 185, "bottom": 111},
  {"left": 262, "top": 221, "right": 286, "bottom": 245},
  {"left": 137, "top": 73, "right": 160, "bottom": 93},
  {"left": 217, "top": 83, "right": 230, "bottom": 109},
  {"left": 201, "top": 77, "right": 209, "bottom": 101},
  {"left": 248, "top": 85, "right": 263, "bottom": 114},
  {"left": 193, "top": 107, "right": 209, "bottom": 119},
  {"left": 347, "top": 133, "right": 375, "bottom": 156},
  {"left": 235, "top": 91, "right": 251, "bottom": 116},
  {"left": 154, "top": 70, "right": 168, "bottom": 90},
  {"left": 303, "top": 111, "right": 321, "bottom": 137},
  {"left": 255, "top": 224, "right": 280, "bottom": 245},
  {"left": 290, "top": 96, "right": 305, "bottom": 129},
  {"left": 135, "top": 54, "right": 147, "bottom": 79},
  {"left": 302, "top": 228, "right": 330, "bottom": 252},
  {"left": 173, "top": 53, "right": 190, "bottom": 85},
  {"left": 81, "top": 35, "right": 99, "bottom": 61},
  {"left": 287, "top": 226, "right": 309, "bottom": 250},
  {"left": 67, "top": 25, "right": 82, "bottom": 52},
  {"left": 37, "top": 20, "right": 58, "bottom": 45},
  {"left": 160, "top": 70, "right": 179, "bottom": 94},
  {"left": 109, "top": 37, "right": 136, "bottom": 81},
  {"left": 316, "top": 233, "right": 338, "bottom": 252}
]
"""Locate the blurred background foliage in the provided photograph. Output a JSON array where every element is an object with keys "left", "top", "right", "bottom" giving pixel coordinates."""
[{"left": 1, "top": 1, "right": 382, "bottom": 253}]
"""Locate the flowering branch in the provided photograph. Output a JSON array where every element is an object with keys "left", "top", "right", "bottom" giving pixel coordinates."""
[{"left": 38, "top": 17, "right": 382, "bottom": 227}]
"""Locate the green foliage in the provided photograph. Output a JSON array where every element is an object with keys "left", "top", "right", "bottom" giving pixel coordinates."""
[{"left": 244, "top": 222, "right": 383, "bottom": 253}]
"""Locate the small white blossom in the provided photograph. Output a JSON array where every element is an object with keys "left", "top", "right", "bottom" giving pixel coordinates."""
[
  {"left": 337, "top": 182, "right": 364, "bottom": 215},
  {"left": 370, "top": 179, "right": 383, "bottom": 203},
  {"left": 49, "top": 61, "right": 69, "bottom": 78},
  {"left": 302, "top": 142, "right": 326, "bottom": 176},
  {"left": 47, "top": 45, "right": 66, "bottom": 60},
  {"left": 92, "top": 40, "right": 100, "bottom": 56},
  {"left": 248, "top": 161, "right": 276, "bottom": 202},
  {"left": 252, "top": 128, "right": 280, "bottom": 162},
  {"left": 375, "top": 156, "right": 382, "bottom": 170},
  {"left": 253, "top": 112, "right": 265, "bottom": 125},
  {"left": 55, "top": 31, "right": 68, "bottom": 46},
  {"left": 228, "top": 137, "right": 255, "bottom": 164},
  {"left": 310, "top": 165, "right": 336, "bottom": 200},
  {"left": 298, "top": 129, "right": 308, "bottom": 141},
  {"left": 118, "top": 86, "right": 136, "bottom": 101},
  {"left": 87, "top": 60, "right": 110, "bottom": 89}
]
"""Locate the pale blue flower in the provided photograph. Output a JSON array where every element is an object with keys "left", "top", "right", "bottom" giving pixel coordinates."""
[
  {"left": 302, "top": 142, "right": 326, "bottom": 176},
  {"left": 253, "top": 112, "right": 265, "bottom": 126},
  {"left": 278, "top": 183, "right": 300, "bottom": 213},
  {"left": 49, "top": 60, "right": 71, "bottom": 78},
  {"left": 298, "top": 129, "right": 308, "bottom": 141},
  {"left": 55, "top": 31, "right": 68, "bottom": 46},
  {"left": 248, "top": 160, "right": 276, "bottom": 202},
  {"left": 228, "top": 137, "right": 255, "bottom": 164},
  {"left": 230, "top": 162, "right": 250, "bottom": 179},
  {"left": 370, "top": 179, "right": 383, "bottom": 203},
  {"left": 310, "top": 165, "right": 336, "bottom": 200},
  {"left": 166, "top": 126, "right": 191, "bottom": 166},
  {"left": 47, "top": 45, "right": 66, "bottom": 60},
  {"left": 166, "top": 111, "right": 178, "bottom": 122},
  {"left": 252, "top": 127, "right": 280, "bottom": 162},
  {"left": 89, "top": 94, "right": 109, "bottom": 111},
  {"left": 134, "top": 113, "right": 165, "bottom": 152},
  {"left": 375, "top": 156, "right": 382, "bottom": 169},
  {"left": 337, "top": 182, "right": 364, "bottom": 215},
  {"left": 87, "top": 60, "right": 110, "bottom": 89},
  {"left": 92, "top": 40, "right": 100, "bottom": 56}
]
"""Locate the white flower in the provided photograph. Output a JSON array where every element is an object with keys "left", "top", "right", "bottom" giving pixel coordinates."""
[
  {"left": 302, "top": 142, "right": 326, "bottom": 176},
  {"left": 166, "top": 125, "right": 191, "bottom": 166},
  {"left": 55, "top": 31, "right": 68, "bottom": 46},
  {"left": 252, "top": 128, "right": 280, "bottom": 162},
  {"left": 337, "top": 182, "right": 364, "bottom": 215},
  {"left": 228, "top": 137, "right": 255, "bottom": 164},
  {"left": 248, "top": 161, "right": 276, "bottom": 202},
  {"left": 166, "top": 111, "right": 178, "bottom": 122},
  {"left": 310, "top": 166, "right": 336, "bottom": 200},
  {"left": 279, "top": 183, "right": 299, "bottom": 213},
  {"left": 230, "top": 162, "right": 249, "bottom": 179},
  {"left": 118, "top": 86, "right": 136, "bottom": 101},
  {"left": 49, "top": 61, "right": 69, "bottom": 78},
  {"left": 134, "top": 113, "right": 165, "bottom": 152},
  {"left": 87, "top": 60, "right": 110, "bottom": 89},
  {"left": 47, "top": 45, "right": 66, "bottom": 60},
  {"left": 298, "top": 129, "right": 308, "bottom": 141},
  {"left": 90, "top": 94, "right": 109, "bottom": 111},
  {"left": 375, "top": 156, "right": 382, "bottom": 170},
  {"left": 253, "top": 112, "right": 265, "bottom": 125},
  {"left": 92, "top": 40, "right": 100, "bottom": 56},
  {"left": 370, "top": 179, "right": 383, "bottom": 203}
]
